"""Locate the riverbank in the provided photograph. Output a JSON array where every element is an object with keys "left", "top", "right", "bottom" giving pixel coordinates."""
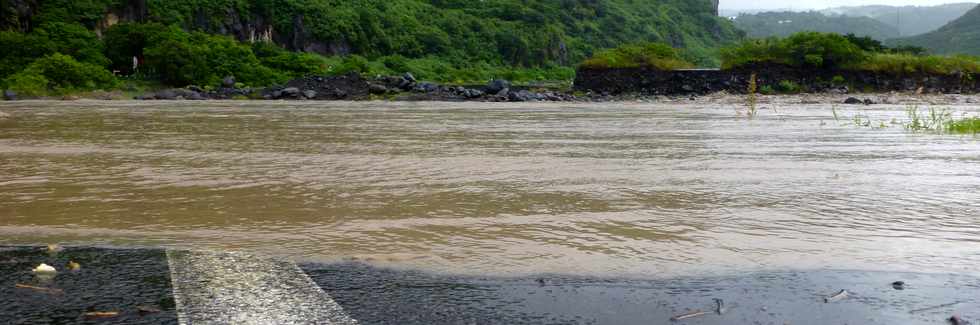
[
  {"left": 4, "top": 84, "right": 980, "bottom": 108},
  {"left": 5, "top": 71, "right": 980, "bottom": 106},
  {"left": 2, "top": 246, "right": 977, "bottom": 325}
]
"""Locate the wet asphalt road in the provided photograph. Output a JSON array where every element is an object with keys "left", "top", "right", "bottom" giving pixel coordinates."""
[{"left": 1, "top": 246, "right": 978, "bottom": 325}]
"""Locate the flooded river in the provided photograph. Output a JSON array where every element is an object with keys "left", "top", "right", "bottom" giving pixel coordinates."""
[{"left": 1, "top": 101, "right": 978, "bottom": 277}]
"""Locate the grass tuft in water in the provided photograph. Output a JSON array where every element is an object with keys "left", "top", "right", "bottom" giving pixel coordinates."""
[
  {"left": 947, "top": 118, "right": 980, "bottom": 135},
  {"left": 904, "top": 105, "right": 953, "bottom": 133},
  {"left": 746, "top": 73, "right": 758, "bottom": 118}
]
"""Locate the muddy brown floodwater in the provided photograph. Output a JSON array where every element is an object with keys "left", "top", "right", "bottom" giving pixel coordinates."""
[{"left": 0, "top": 100, "right": 978, "bottom": 278}]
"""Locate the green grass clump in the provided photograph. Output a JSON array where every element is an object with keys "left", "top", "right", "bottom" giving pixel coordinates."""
[
  {"left": 580, "top": 42, "right": 694, "bottom": 70},
  {"left": 947, "top": 118, "right": 980, "bottom": 134},
  {"left": 855, "top": 53, "right": 980, "bottom": 75}
]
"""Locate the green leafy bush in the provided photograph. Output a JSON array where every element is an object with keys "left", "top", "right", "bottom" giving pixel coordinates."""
[
  {"left": 580, "top": 42, "right": 694, "bottom": 70},
  {"left": 143, "top": 29, "right": 285, "bottom": 87},
  {"left": 252, "top": 42, "right": 332, "bottom": 77},
  {"left": 776, "top": 80, "right": 801, "bottom": 93},
  {"left": 2, "top": 53, "right": 116, "bottom": 95},
  {"left": 0, "top": 22, "right": 109, "bottom": 78},
  {"left": 722, "top": 31, "right": 980, "bottom": 75},
  {"left": 721, "top": 32, "right": 865, "bottom": 70}
]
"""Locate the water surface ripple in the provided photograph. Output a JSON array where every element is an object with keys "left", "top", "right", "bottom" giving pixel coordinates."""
[{"left": 1, "top": 101, "right": 978, "bottom": 277}]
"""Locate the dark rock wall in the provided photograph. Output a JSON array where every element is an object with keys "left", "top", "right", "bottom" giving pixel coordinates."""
[{"left": 574, "top": 66, "right": 979, "bottom": 95}]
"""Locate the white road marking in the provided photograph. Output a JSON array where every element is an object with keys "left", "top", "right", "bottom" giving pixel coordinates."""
[{"left": 167, "top": 250, "right": 357, "bottom": 325}]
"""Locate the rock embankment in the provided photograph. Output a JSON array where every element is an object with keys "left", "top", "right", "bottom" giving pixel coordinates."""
[
  {"left": 136, "top": 73, "right": 576, "bottom": 102},
  {"left": 574, "top": 66, "right": 980, "bottom": 96}
]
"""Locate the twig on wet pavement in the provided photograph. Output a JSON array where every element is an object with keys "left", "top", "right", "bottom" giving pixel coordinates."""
[
  {"left": 824, "top": 289, "right": 849, "bottom": 303},
  {"left": 14, "top": 283, "right": 63, "bottom": 294}
]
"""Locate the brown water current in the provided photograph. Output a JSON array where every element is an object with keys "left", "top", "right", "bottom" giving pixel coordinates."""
[{"left": 1, "top": 100, "right": 978, "bottom": 277}]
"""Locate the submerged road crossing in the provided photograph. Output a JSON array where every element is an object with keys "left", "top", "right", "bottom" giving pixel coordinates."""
[
  {"left": 1, "top": 246, "right": 978, "bottom": 324},
  {"left": 167, "top": 250, "right": 357, "bottom": 325}
]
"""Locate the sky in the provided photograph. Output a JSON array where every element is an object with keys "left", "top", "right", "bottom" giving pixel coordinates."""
[{"left": 720, "top": 0, "right": 975, "bottom": 10}]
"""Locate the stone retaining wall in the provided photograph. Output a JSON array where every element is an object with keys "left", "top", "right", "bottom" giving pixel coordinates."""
[{"left": 574, "top": 66, "right": 980, "bottom": 95}]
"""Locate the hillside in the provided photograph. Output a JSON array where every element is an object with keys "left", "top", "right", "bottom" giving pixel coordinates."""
[
  {"left": 821, "top": 3, "right": 977, "bottom": 36},
  {"left": 0, "top": 0, "right": 741, "bottom": 68},
  {"left": 889, "top": 4, "right": 980, "bottom": 55},
  {"left": 733, "top": 11, "right": 898, "bottom": 40}
]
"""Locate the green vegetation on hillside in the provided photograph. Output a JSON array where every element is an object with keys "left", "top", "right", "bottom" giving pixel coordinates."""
[
  {"left": 722, "top": 32, "right": 980, "bottom": 75},
  {"left": 733, "top": 11, "right": 899, "bottom": 41},
  {"left": 580, "top": 43, "right": 693, "bottom": 70},
  {"left": 890, "top": 5, "right": 980, "bottom": 56},
  {"left": 0, "top": 0, "right": 742, "bottom": 95}
]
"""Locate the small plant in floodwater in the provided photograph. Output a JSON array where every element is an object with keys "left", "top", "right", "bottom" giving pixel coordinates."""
[
  {"left": 947, "top": 117, "right": 980, "bottom": 135},
  {"left": 745, "top": 73, "right": 758, "bottom": 118},
  {"left": 831, "top": 105, "right": 840, "bottom": 122},
  {"left": 904, "top": 105, "right": 954, "bottom": 133}
]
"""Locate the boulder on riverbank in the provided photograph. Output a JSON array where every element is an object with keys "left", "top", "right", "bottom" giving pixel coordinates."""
[
  {"left": 3, "top": 89, "right": 15, "bottom": 101},
  {"left": 269, "top": 73, "right": 371, "bottom": 100}
]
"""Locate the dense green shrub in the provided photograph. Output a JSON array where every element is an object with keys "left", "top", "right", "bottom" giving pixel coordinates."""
[
  {"left": 2, "top": 53, "right": 116, "bottom": 95},
  {"left": 721, "top": 32, "right": 866, "bottom": 69},
  {"left": 34, "top": 22, "right": 110, "bottom": 67},
  {"left": 580, "top": 42, "right": 694, "bottom": 70},
  {"left": 722, "top": 31, "right": 980, "bottom": 75},
  {"left": 0, "top": 22, "right": 108, "bottom": 79},
  {"left": 104, "top": 23, "right": 172, "bottom": 74},
  {"left": 252, "top": 42, "right": 332, "bottom": 77},
  {"left": 0, "top": 31, "right": 53, "bottom": 78},
  {"left": 858, "top": 53, "right": 980, "bottom": 74},
  {"left": 776, "top": 80, "right": 802, "bottom": 93},
  {"left": 143, "top": 29, "right": 285, "bottom": 87}
]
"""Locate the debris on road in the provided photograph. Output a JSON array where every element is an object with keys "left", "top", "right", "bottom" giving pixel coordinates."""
[
  {"left": 47, "top": 244, "right": 63, "bottom": 253},
  {"left": 83, "top": 311, "right": 120, "bottom": 318},
  {"left": 15, "top": 283, "right": 64, "bottom": 294},
  {"left": 892, "top": 281, "right": 906, "bottom": 290},
  {"left": 950, "top": 315, "right": 972, "bottom": 325},
  {"left": 714, "top": 298, "right": 726, "bottom": 315},
  {"left": 32, "top": 263, "right": 57, "bottom": 273},
  {"left": 670, "top": 310, "right": 708, "bottom": 321},
  {"left": 137, "top": 305, "right": 162, "bottom": 314},
  {"left": 910, "top": 301, "right": 964, "bottom": 314},
  {"left": 824, "top": 289, "right": 849, "bottom": 303}
]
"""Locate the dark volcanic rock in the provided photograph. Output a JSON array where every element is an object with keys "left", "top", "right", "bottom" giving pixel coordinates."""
[
  {"left": 486, "top": 79, "right": 511, "bottom": 95},
  {"left": 415, "top": 82, "right": 438, "bottom": 93},
  {"left": 281, "top": 87, "right": 301, "bottom": 98},
  {"left": 463, "top": 89, "right": 484, "bottom": 99},
  {"left": 507, "top": 90, "right": 536, "bottom": 102},
  {"left": 3, "top": 89, "right": 15, "bottom": 101},
  {"left": 844, "top": 97, "right": 863, "bottom": 104},
  {"left": 222, "top": 76, "right": 236, "bottom": 88},
  {"left": 283, "top": 73, "right": 370, "bottom": 100},
  {"left": 369, "top": 84, "right": 389, "bottom": 94},
  {"left": 154, "top": 89, "right": 177, "bottom": 100}
]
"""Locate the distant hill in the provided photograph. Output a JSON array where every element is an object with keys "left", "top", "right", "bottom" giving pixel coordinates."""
[
  {"left": 821, "top": 3, "right": 977, "bottom": 36},
  {"left": 889, "top": 4, "right": 980, "bottom": 55},
  {"left": 732, "top": 11, "right": 899, "bottom": 40}
]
